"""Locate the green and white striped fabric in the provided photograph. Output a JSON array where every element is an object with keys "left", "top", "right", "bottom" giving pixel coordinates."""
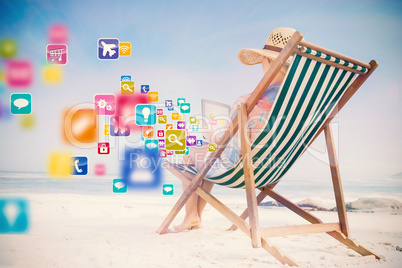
[{"left": 174, "top": 53, "right": 356, "bottom": 189}]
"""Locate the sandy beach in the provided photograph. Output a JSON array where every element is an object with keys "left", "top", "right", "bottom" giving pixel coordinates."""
[{"left": 0, "top": 187, "right": 401, "bottom": 268}]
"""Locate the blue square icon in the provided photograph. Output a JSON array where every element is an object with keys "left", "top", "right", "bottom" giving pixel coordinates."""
[
  {"left": 167, "top": 105, "right": 174, "bottom": 111},
  {"left": 196, "top": 140, "right": 203, "bottom": 147},
  {"left": 122, "top": 149, "right": 162, "bottom": 189},
  {"left": 192, "top": 125, "right": 199, "bottom": 131},
  {"left": 71, "top": 156, "right": 88, "bottom": 175},
  {"left": 11, "top": 93, "right": 31, "bottom": 114},
  {"left": 180, "top": 103, "right": 190, "bottom": 113},
  {"left": 145, "top": 139, "right": 158, "bottom": 153},
  {"left": 113, "top": 179, "right": 127, "bottom": 193},
  {"left": 141, "top": 85, "right": 149, "bottom": 94},
  {"left": 98, "top": 38, "right": 119, "bottom": 60},
  {"left": 0, "top": 198, "right": 29, "bottom": 234},
  {"left": 136, "top": 104, "right": 156, "bottom": 125},
  {"left": 121, "top": 75, "right": 131, "bottom": 81}
]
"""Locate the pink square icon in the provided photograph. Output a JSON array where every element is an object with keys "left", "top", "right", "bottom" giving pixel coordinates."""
[
  {"left": 94, "top": 164, "right": 106, "bottom": 176},
  {"left": 157, "top": 130, "right": 164, "bottom": 138},
  {"left": 157, "top": 109, "right": 163, "bottom": 115},
  {"left": 48, "top": 24, "right": 69, "bottom": 43},
  {"left": 95, "top": 95, "right": 115, "bottom": 115},
  {"left": 46, "top": 44, "right": 68, "bottom": 65},
  {"left": 167, "top": 150, "right": 174, "bottom": 156},
  {"left": 6, "top": 60, "right": 33, "bottom": 88}
]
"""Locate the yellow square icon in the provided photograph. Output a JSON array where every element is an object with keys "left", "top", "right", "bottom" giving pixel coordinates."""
[
  {"left": 119, "top": 42, "right": 131, "bottom": 56},
  {"left": 158, "top": 115, "right": 167, "bottom": 124},
  {"left": 208, "top": 144, "right": 217, "bottom": 152},
  {"left": 48, "top": 151, "right": 72, "bottom": 178},
  {"left": 219, "top": 120, "right": 225, "bottom": 125},
  {"left": 148, "top": 91, "right": 159, "bottom": 102},
  {"left": 166, "top": 130, "right": 186, "bottom": 151},
  {"left": 121, "top": 81, "right": 134, "bottom": 94},
  {"left": 178, "top": 115, "right": 185, "bottom": 121},
  {"left": 104, "top": 124, "right": 109, "bottom": 135},
  {"left": 196, "top": 120, "right": 200, "bottom": 125},
  {"left": 42, "top": 65, "right": 63, "bottom": 85},
  {"left": 172, "top": 113, "right": 179, "bottom": 120}
]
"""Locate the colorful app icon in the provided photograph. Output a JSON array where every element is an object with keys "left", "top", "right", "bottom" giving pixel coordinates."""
[
  {"left": 209, "top": 113, "right": 215, "bottom": 118},
  {"left": 175, "top": 150, "right": 185, "bottom": 155},
  {"left": 167, "top": 106, "right": 174, "bottom": 111},
  {"left": 113, "top": 179, "right": 127, "bottom": 193},
  {"left": 6, "top": 60, "right": 33, "bottom": 88},
  {"left": 48, "top": 24, "right": 69, "bottom": 44},
  {"left": 0, "top": 198, "right": 29, "bottom": 234},
  {"left": 141, "top": 85, "right": 149, "bottom": 94},
  {"left": 63, "top": 109, "right": 97, "bottom": 143},
  {"left": 46, "top": 44, "right": 67, "bottom": 65},
  {"left": 98, "top": 142, "right": 110, "bottom": 154},
  {"left": 11, "top": 93, "right": 31, "bottom": 114},
  {"left": 48, "top": 151, "right": 72, "bottom": 177},
  {"left": 177, "top": 98, "right": 185, "bottom": 106},
  {"left": 172, "top": 113, "right": 179, "bottom": 120},
  {"left": 186, "top": 135, "right": 197, "bottom": 146},
  {"left": 178, "top": 115, "right": 185, "bottom": 121},
  {"left": 94, "top": 164, "right": 106, "bottom": 176},
  {"left": 135, "top": 104, "right": 156, "bottom": 125},
  {"left": 158, "top": 115, "right": 167, "bottom": 124},
  {"left": 0, "top": 39, "right": 17, "bottom": 58},
  {"left": 190, "top": 117, "right": 196, "bottom": 124},
  {"left": 71, "top": 156, "right": 88, "bottom": 175},
  {"left": 148, "top": 91, "right": 158, "bottom": 102},
  {"left": 165, "top": 100, "right": 173, "bottom": 108},
  {"left": 166, "top": 124, "right": 173, "bottom": 130},
  {"left": 142, "top": 126, "right": 154, "bottom": 138},
  {"left": 165, "top": 130, "right": 186, "bottom": 151},
  {"left": 110, "top": 116, "right": 130, "bottom": 136},
  {"left": 98, "top": 38, "right": 119, "bottom": 60},
  {"left": 121, "top": 75, "right": 131, "bottom": 81},
  {"left": 145, "top": 139, "right": 158, "bottom": 153},
  {"left": 19, "top": 114, "right": 35, "bottom": 129},
  {"left": 162, "top": 184, "right": 174, "bottom": 195},
  {"left": 157, "top": 109, "right": 163, "bottom": 115},
  {"left": 180, "top": 103, "right": 191, "bottom": 113},
  {"left": 211, "top": 118, "right": 217, "bottom": 125},
  {"left": 196, "top": 140, "right": 203, "bottom": 147},
  {"left": 122, "top": 149, "right": 162, "bottom": 189},
  {"left": 42, "top": 65, "right": 63, "bottom": 85},
  {"left": 192, "top": 125, "right": 199, "bottom": 131},
  {"left": 94, "top": 95, "right": 115, "bottom": 115},
  {"left": 196, "top": 120, "right": 200, "bottom": 125},
  {"left": 158, "top": 139, "right": 165, "bottom": 148},
  {"left": 219, "top": 119, "right": 225, "bottom": 125},
  {"left": 116, "top": 94, "right": 149, "bottom": 131},
  {"left": 121, "top": 81, "right": 134, "bottom": 94},
  {"left": 167, "top": 150, "right": 174, "bottom": 156},
  {"left": 119, "top": 42, "right": 131, "bottom": 56},
  {"left": 208, "top": 144, "right": 217, "bottom": 152},
  {"left": 159, "top": 149, "right": 167, "bottom": 158},
  {"left": 104, "top": 124, "right": 109, "bottom": 135},
  {"left": 177, "top": 121, "right": 185, "bottom": 129},
  {"left": 157, "top": 130, "right": 165, "bottom": 138}
]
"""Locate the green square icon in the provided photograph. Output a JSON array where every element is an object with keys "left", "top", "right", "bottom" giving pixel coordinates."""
[
  {"left": 162, "top": 184, "right": 173, "bottom": 195},
  {"left": 189, "top": 117, "right": 196, "bottom": 124},
  {"left": 0, "top": 39, "right": 17, "bottom": 58},
  {"left": 113, "top": 179, "right": 127, "bottom": 193},
  {"left": 11, "top": 93, "right": 31, "bottom": 114}
]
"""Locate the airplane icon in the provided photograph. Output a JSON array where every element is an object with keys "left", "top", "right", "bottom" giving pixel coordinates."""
[
  {"left": 98, "top": 38, "right": 119, "bottom": 59},
  {"left": 101, "top": 41, "right": 117, "bottom": 57}
]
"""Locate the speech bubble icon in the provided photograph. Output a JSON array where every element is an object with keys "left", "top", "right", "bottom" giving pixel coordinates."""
[
  {"left": 14, "top": 98, "right": 29, "bottom": 109},
  {"left": 181, "top": 105, "right": 189, "bottom": 111},
  {"left": 114, "top": 181, "right": 125, "bottom": 189},
  {"left": 146, "top": 142, "right": 157, "bottom": 149},
  {"left": 163, "top": 186, "right": 172, "bottom": 192}
]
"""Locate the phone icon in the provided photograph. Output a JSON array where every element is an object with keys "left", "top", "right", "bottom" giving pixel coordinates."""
[{"left": 71, "top": 157, "right": 88, "bottom": 175}]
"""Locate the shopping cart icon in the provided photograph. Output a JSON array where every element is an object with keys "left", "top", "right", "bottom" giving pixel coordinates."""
[{"left": 46, "top": 44, "right": 67, "bottom": 65}]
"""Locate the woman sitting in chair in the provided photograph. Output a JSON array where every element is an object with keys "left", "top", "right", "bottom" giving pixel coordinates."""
[{"left": 174, "top": 27, "right": 295, "bottom": 232}]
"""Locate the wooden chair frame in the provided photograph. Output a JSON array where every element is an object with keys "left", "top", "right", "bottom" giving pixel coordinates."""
[{"left": 157, "top": 31, "right": 380, "bottom": 266}]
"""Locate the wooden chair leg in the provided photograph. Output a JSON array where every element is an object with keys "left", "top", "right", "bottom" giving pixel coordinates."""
[
  {"left": 324, "top": 124, "right": 350, "bottom": 237},
  {"left": 238, "top": 103, "right": 261, "bottom": 248}
]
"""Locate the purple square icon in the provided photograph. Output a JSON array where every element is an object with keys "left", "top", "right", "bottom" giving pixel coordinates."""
[
  {"left": 177, "top": 121, "right": 185, "bottom": 129},
  {"left": 158, "top": 139, "right": 165, "bottom": 148},
  {"left": 186, "top": 136, "right": 196, "bottom": 146},
  {"left": 98, "top": 38, "right": 119, "bottom": 60},
  {"left": 165, "top": 100, "right": 173, "bottom": 107}
]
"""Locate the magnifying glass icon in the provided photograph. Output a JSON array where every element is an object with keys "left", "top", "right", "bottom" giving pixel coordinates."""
[
  {"left": 122, "top": 84, "right": 133, "bottom": 92},
  {"left": 168, "top": 134, "right": 183, "bottom": 146}
]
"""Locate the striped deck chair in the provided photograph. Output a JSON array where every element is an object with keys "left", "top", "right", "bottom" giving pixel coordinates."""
[{"left": 157, "top": 31, "right": 379, "bottom": 266}]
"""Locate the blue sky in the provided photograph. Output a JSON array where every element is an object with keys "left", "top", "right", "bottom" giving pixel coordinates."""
[{"left": 0, "top": 0, "right": 401, "bottom": 184}]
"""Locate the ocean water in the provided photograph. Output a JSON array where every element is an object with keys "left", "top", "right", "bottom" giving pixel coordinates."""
[{"left": 0, "top": 172, "right": 401, "bottom": 209}]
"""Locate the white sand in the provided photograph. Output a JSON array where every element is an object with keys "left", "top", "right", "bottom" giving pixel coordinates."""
[{"left": 0, "top": 192, "right": 401, "bottom": 268}]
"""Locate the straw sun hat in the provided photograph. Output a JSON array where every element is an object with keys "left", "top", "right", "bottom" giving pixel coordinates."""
[{"left": 238, "top": 27, "right": 299, "bottom": 66}]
